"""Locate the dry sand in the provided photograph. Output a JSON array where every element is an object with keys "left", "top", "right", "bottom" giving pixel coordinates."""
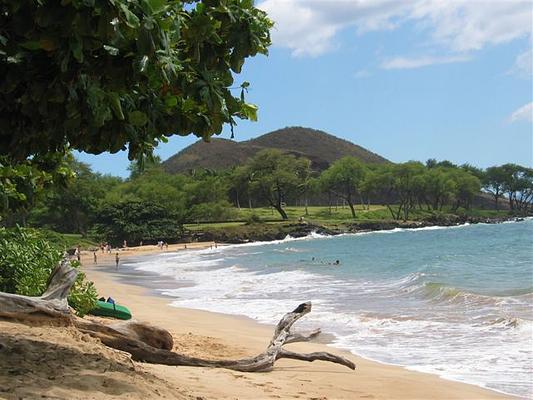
[{"left": 0, "top": 243, "right": 512, "bottom": 399}]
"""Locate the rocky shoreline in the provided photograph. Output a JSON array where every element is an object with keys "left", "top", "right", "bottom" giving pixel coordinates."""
[{"left": 191, "top": 215, "right": 528, "bottom": 244}]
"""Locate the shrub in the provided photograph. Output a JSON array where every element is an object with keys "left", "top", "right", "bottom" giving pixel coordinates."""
[
  {"left": 0, "top": 227, "right": 97, "bottom": 316},
  {"left": 188, "top": 201, "right": 238, "bottom": 222},
  {"left": 245, "top": 213, "right": 263, "bottom": 225},
  {"left": 93, "top": 200, "right": 183, "bottom": 246}
]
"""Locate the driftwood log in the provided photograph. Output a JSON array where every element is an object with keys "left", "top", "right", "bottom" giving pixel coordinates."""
[{"left": 0, "top": 259, "right": 355, "bottom": 372}]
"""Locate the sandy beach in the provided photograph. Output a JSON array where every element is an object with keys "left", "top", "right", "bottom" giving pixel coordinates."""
[{"left": 0, "top": 243, "right": 513, "bottom": 400}]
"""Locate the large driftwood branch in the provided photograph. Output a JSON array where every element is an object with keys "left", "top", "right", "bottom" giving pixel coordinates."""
[{"left": 0, "top": 259, "right": 355, "bottom": 372}]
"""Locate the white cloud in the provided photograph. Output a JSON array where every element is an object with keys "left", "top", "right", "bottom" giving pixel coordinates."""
[
  {"left": 508, "top": 48, "right": 533, "bottom": 79},
  {"left": 258, "top": 0, "right": 532, "bottom": 58},
  {"left": 510, "top": 102, "right": 533, "bottom": 122},
  {"left": 381, "top": 54, "right": 471, "bottom": 69},
  {"left": 258, "top": 0, "right": 411, "bottom": 57},
  {"left": 354, "top": 69, "right": 372, "bottom": 78},
  {"left": 409, "top": 1, "right": 532, "bottom": 52}
]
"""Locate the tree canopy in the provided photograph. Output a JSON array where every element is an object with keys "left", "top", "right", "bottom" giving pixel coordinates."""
[
  {"left": 247, "top": 149, "right": 308, "bottom": 220},
  {"left": 0, "top": 0, "right": 272, "bottom": 162},
  {"left": 320, "top": 157, "right": 367, "bottom": 218}
]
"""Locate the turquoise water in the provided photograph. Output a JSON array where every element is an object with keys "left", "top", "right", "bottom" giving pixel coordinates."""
[{"left": 131, "top": 219, "right": 533, "bottom": 397}]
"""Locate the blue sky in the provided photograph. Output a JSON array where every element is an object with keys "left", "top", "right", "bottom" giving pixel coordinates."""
[{"left": 77, "top": 0, "right": 533, "bottom": 177}]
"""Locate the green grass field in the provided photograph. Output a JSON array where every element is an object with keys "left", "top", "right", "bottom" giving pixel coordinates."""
[{"left": 184, "top": 205, "right": 513, "bottom": 232}]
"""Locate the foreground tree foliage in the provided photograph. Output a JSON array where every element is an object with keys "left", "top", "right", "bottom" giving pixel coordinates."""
[
  {"left": 0, "top": 259, "right": 356, "bottom": 372},
  {"left": 0, "top": 0, "right": 272, "bottom": 162}
]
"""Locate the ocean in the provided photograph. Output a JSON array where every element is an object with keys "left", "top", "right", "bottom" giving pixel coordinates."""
[{"left": 128, "top": 218, "right": 533, "bottom": 398}]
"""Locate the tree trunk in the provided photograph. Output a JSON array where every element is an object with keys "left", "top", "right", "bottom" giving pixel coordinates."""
[
  {"left": 347, "top": 201, "right": 356, "bottom": 219},
  {"left": 0, "top": 260, "right": 355, "bottom": 373},
  {"left": 236, "top": 190, "right": 241, "bottom": 210},
  {"left": 273, "top": 204, "right": 288, "bottom": 220},
  {"left": 274, "top": 187, "right": 288, "bottom": 220},
  {"left": 386, "top": 204, "right": 396, "bottom": 219}
]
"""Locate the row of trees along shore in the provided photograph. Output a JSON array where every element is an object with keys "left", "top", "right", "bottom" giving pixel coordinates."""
[{"left": 3, "top": 149, "right": 531, "bottom": 245}]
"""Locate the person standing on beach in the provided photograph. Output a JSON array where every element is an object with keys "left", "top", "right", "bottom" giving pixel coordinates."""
[
  {"left": 115, "top": 253, "right": 120, "bottom": 269},
  {"left": 75, "top": 245, "right": 81, "bottom": 263},
  {"left": 93, "top": 251, "right": 97, "bottom": 264}
]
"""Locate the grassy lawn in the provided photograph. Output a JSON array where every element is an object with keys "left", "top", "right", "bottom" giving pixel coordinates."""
[
  {"left": 40, "top": 231, "right": 99, "bottom": 250},
  {"left": 184, "top": 221, "right": 247, "bottom": 231},
  {"left": 236, "top": 205, "right": 389, "bottom": 222},
  {"left": 184, "top": 206, "right": 514, "bottom": 232}
]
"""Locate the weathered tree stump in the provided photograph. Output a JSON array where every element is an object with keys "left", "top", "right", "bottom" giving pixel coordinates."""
[{"left": 0, "top": 259, "right": 355, "bottom": 372}]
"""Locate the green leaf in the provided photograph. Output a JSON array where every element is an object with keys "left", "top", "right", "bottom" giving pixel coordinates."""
[
  {"left": 103, "top": 45, "right": 119, "bottom": 56},
  {"left": 241, "top": 103, "right": 258, "bottom": 121},
  {"left": 145, "top": 0, "right": 166, "bottom": 13},
  {"left": 128, "top": 111, "right": 148, "bottom": 126},
  {"left": 20, "top": 41, "right": 41, "bottom": 50},
  {"left": 70, "top": 37, "right": 83, "bottom": 63},
  {"left": 164, "top": 96, "right": 178, "bottom": 107},
  {"left": 108, "top": 92, "right": 125, "bottom": 120},
  {"left": 120, "top": 4, "right": 140, "bottom": 29}
]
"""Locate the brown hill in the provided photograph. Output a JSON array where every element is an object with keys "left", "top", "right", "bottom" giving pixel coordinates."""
[{"left": 163, "top": 126, "right": 388, "bottom": 173}]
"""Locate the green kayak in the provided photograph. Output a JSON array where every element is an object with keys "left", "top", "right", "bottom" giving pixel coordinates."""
[{"left": 89, "top": 300, "right": 132, "bottom": 320}]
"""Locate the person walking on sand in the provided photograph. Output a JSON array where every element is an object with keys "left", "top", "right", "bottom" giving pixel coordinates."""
[
  {"left": 93, "top": 251, "right": 97, "bottom": 264},
  {"left": 115, "top": 252, "right": 120, "bottom": 269},
  {"left": 75, "top": 245, "right": 81, "bottom": 263}
]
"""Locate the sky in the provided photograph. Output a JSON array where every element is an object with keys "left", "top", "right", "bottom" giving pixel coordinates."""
[{"left": 77, "top": 0, "right": 533, "bottom": 177}]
